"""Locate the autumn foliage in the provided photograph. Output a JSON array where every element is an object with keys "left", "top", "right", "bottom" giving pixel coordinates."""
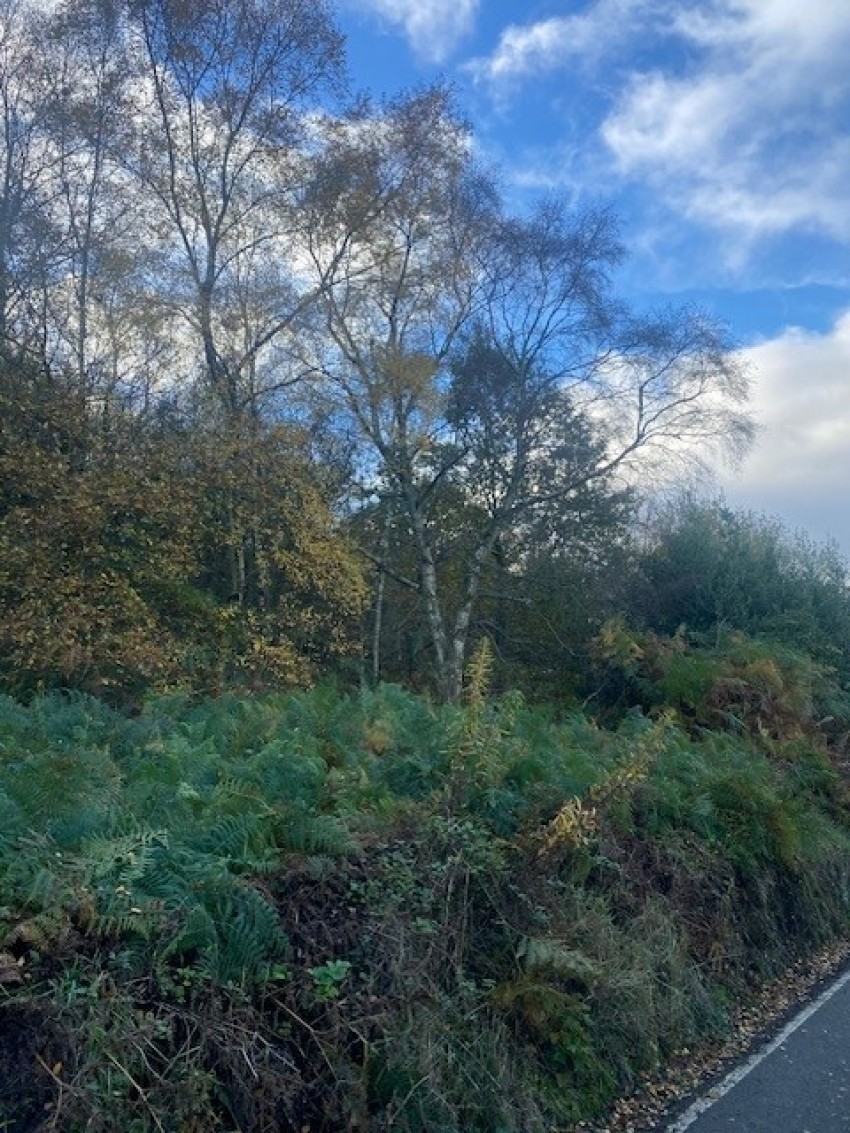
[{"left": 0, "top": 361, "right": 364, "bottom": 699}]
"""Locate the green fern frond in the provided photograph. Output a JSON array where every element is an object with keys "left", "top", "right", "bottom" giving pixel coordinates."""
[
  {"left": 195, "top": 812, "right": 276, "bottom": 867},
  {"left": 279, "top": 808, "right": 351, "bottom": 856},
  {"left": 158, "top": 902, "right": 219, "bottom": 967},
  {"left": 208, "top": 885, "right": 290, "bottom": 985}
]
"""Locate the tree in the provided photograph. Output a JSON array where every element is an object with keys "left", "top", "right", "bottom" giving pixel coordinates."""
[
  {"left": 113, "top": 0, "right": 352, "bottom": 648},
  {"left": 188, "top": 417, "right": 366, "bottom": 690},
  {"left": 0, "top": 354, "right": 365, "bottom": 699},
  {"left": 124, "top": 0, "right": 344, "bottom": 415},
  {"left": 0, "top": 0, "right": 175, "bottom": 405},
  {"left": 0, "top": 358, "right": 201, "bottom": 697},
  {"left": 40, "top": 0, "right": 154, "bottom": 405},
  {"left": 633, "top": 496, "right": 850, "bottom": 678},
  {"left": 0, "top": 6, "right": 755, "bottom": 705},
  {"left": 308, "top": 168, "right": 752, "bottom": 699},
  {"left": 0, "top": 0, "right": 59, "bottom": 358},
  {"left": 299, "top": 88, "right": 503, "bottom": 697}
]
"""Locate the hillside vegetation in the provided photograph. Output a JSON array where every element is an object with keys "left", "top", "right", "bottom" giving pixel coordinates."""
[
  {"left": 2, "top": 627, "right": 849, "bottom": 1130},
  {"left": 1, "top": 2, "right": 849, "bottom": 1129}
]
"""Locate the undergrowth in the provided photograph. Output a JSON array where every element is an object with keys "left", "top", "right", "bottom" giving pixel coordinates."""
[{"left": 1, "top": 636, "right": 849, "bottom": 1130}]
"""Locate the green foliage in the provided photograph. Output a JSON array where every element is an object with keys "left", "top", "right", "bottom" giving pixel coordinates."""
[
  {"left": 589, "top": 615, "right": 850, "bottom": 744},
  {"left": 309, "top": 958, "right": 352, "bottom": 1000},
  {"left": 635, "top": 496, "right": 850, "bottom": 683},
  {"left": 0, "top": 692, "right": 353, "bottom": 998},
  {"left": 0, "top": 681, "right": 849, "bottom": 1131}
]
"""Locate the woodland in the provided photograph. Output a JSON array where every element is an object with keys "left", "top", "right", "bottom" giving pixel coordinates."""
[{"left": 1, "top": 1, "right": 850, "bottom": 1130}]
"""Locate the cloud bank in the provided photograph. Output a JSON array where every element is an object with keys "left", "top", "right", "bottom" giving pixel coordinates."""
[
  {"left": 720, "top": 310, "right": 850, "bottom": 550},
  {"left": 603, "top": 2, "right": 850, "bottom": 244}
]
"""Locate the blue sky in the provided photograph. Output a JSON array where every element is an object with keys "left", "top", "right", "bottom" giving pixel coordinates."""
[{"left": 335, "top": 0, "right": 850, "bottom": 553}]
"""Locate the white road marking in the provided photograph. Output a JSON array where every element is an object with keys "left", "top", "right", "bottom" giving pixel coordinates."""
[{"left": 666, "top": 963, "right": 850, "bottom": 1131}]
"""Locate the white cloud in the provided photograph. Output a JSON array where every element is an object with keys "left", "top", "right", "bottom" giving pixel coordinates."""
[
  {"left": 470, "top": 1, "right": 850, "bottom": 249},
  {"left": 720, "top": 311, "right": 850, "bottom": 550},
  {"left": 353, "top": 0, "right": 479, "bottom": 64},
  {"left": 466, "top": 16, "right": 580, "bottom": 83},
  {"left": 601, "top": 1, "right": 850, "bottom": 244},
  {"left": 466, "top": 0, "right": 661, "bottom": 86}
]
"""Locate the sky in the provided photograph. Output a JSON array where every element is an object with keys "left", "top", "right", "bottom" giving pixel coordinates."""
[{"left": 334, "top": 0, "right": 850, "bottom": 554}]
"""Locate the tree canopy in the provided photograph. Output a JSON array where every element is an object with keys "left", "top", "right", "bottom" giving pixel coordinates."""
[{"left": 0, "top": 0, "right": 757, "bottom": 701}]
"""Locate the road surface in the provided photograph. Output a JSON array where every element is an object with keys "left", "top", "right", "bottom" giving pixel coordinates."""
[{"left": 663, "top": 965, "right": 850, "bottom": 1131}]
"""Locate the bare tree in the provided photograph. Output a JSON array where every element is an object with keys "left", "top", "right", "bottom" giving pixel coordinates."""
[
  {"left": 0, "top": 0, "right": 60, "bottom": 359},
  {"left": 124, "top": 0, "right": 344, "bottom": 417},
  {"left": 38, "top": 0, "right": 148, "bottom": 404}
]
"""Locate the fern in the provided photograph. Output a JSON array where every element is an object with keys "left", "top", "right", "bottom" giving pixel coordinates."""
[
  {"left": 446, "top": 640, "right": 507, "bottom": 793},
  {"left": 0, "top": 785, "right": 26, "bottom": 845},
  {"left": 154, "top": 872, "right": 290, "bottom": 986},
  {"left": 206, "top": 885, "right": 290, "bottom": 985},
  {"left": 279, "top": 807, "right": 351, "bottom": 856}
]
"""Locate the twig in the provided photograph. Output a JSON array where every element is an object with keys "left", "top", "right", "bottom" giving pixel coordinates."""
[
  {"left": 35, "top": 1053, "right": 68, "bottom": 1132},
  {"left": 386, "top": 1073, "right": 430, "bottom": 1124},
  {"left": 104, "top": 1051, "right": 166, "bottom": 1133},
  {"left": 274, "top": 999, "right": 340, "bottom": 1081}
]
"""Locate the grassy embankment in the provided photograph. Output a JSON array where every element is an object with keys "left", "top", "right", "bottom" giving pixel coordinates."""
[{"left": 1, "top": 635, "right": 849, "bottom": 1131}]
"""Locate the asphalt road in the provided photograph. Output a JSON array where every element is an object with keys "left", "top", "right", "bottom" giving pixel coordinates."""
[{"left": 664, "top": 966, "right": 850, "bottom": 1132}]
